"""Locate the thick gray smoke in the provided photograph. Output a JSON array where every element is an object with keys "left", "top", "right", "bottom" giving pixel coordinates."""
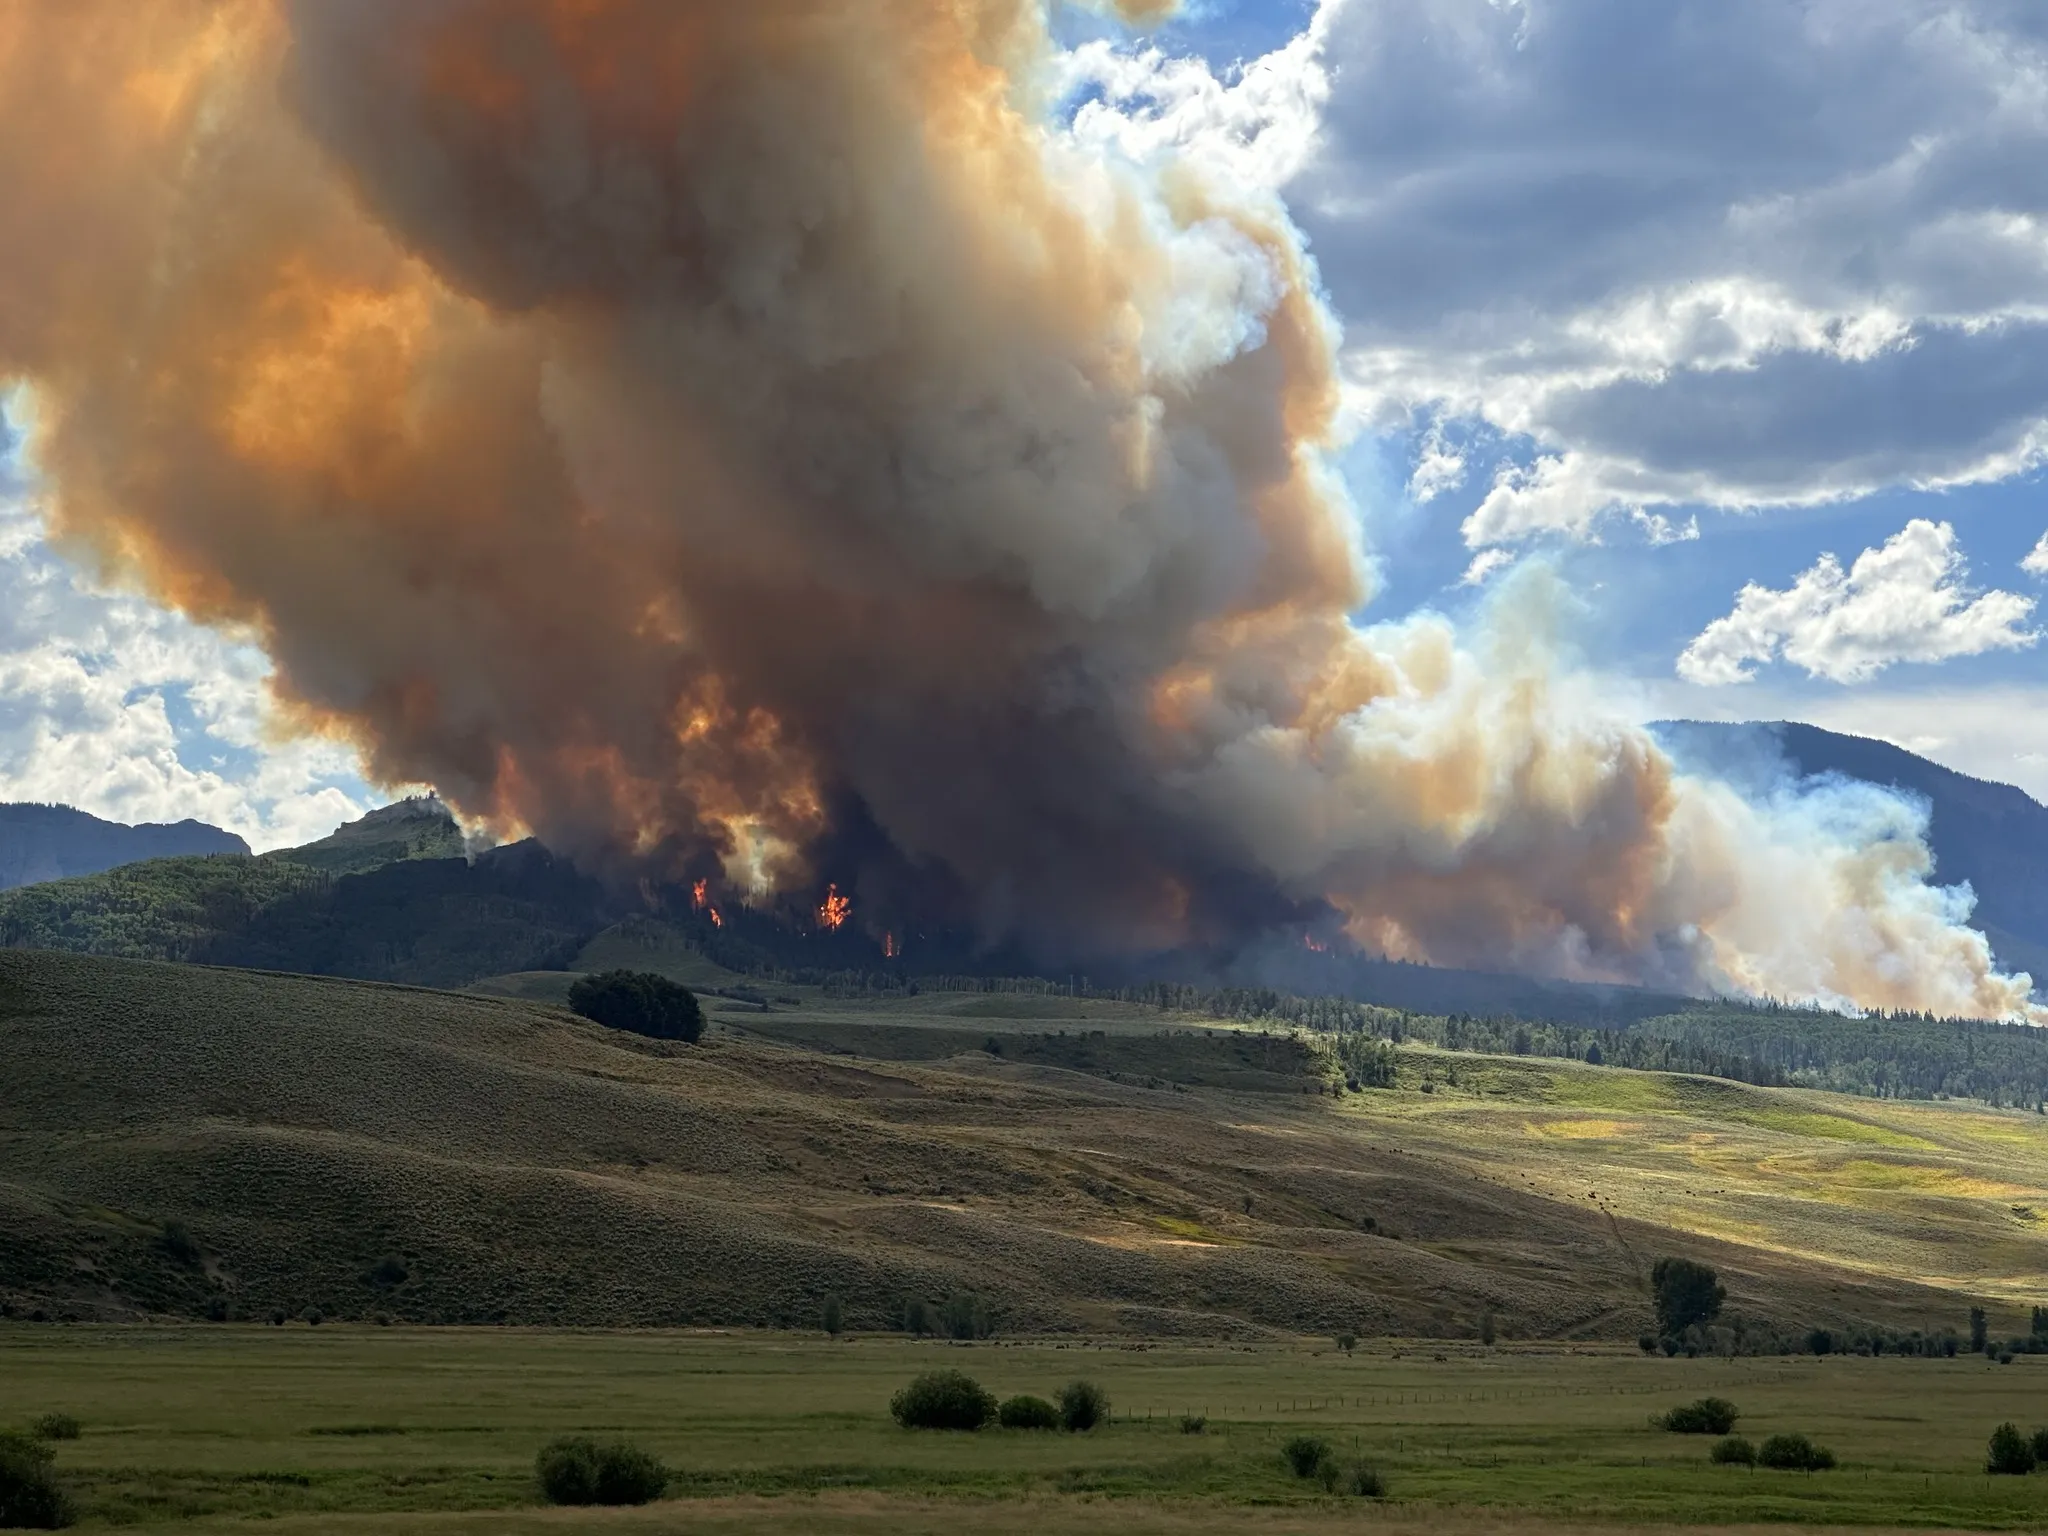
[{"left": 0, "top": 0, "right": 2035, "bottom": 1018}]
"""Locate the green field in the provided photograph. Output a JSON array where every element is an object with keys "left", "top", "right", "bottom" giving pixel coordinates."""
[{"left": 3, "top": 1328, "right": 2046, "bottom": 1532}]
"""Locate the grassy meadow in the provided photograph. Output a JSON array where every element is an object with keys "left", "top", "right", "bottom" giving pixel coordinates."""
[{"left": 3, "top": 1328, "right": 2047, "bottom": 1531}]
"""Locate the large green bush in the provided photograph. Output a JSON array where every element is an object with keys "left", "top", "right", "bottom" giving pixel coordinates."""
[
  {"left": 1659, "top": 1397, "right": 1739, "bottom": 1435},
  {"left": 0, "top": 1432, "right": 72, "bottom": 1529},
  {"left": 1056, "top": 1380, "right": 1107, "bottom": 1433},
  {"left": 997, "top": 1395, "right": 1059, "bottom": 1430},
  {"left": 890, "top": 1372, "right": 995, "bottom": 1431},
  {"left": 24, "top": 1419, "right": 77, "bottom": 1446},
  {"left": 567, "top": 971, "right": 703, "bottom": 1043},
  {"left": 1986, "top": 1422, "right": 2037, "bottom": 1476},
  {"left": 1282, "top": 1435, "right": 1332, "bottom": 1479},
  {"left": 1710, "top": 1436, "right": 1757, "bottom": 1466},
  {"left": 534, "top": 1437, "right": 669, "bottom": 1506},
  {"left": 1758, "top": 1433, "right": 1835, "bottom": 1471}
]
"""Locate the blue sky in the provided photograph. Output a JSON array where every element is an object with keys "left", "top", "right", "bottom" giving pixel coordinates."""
[
  {"left": 1064, "top": 0, "right": 2048, "bottom": 793},
  {"left": 4, "top": 0, "right": 2048, "bottom": 845}
]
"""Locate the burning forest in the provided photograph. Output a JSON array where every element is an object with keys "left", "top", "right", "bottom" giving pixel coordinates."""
[{"left": 0, "top": 0, "right": 2037, "bottom": 1019}]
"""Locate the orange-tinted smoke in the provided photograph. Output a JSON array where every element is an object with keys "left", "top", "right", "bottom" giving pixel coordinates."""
[{"left": 0, "top": 0, "right": 2034, "bottom": 1018}]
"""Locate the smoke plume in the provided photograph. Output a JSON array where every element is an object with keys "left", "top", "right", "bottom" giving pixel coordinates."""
[{"left": 0, "top": 0, "right": 2035, "bottom": 1019}]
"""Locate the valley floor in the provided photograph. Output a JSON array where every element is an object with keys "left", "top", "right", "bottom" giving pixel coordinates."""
[{"left": 3, "top": 1328, "right": 2045, "bottom": 1530}]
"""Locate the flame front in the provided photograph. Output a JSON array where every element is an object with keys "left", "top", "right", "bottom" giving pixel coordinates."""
[{"left": 817, "top": 885, "right": 851, "bottom": 933}]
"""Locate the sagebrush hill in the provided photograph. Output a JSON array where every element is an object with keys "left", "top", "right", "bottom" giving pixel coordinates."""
[{"left": 3, "top": 947, "right": 2041, "bottom": 1343}]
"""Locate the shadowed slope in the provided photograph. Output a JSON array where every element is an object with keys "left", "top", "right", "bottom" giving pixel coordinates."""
[{"left": 0, "top": 950, "right": 2031, "bottom": 1340}]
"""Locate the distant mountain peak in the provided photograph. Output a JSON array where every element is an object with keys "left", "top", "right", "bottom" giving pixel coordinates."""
[
  {"left": 0, "top": 803, "right": 249, "bottom": 893},
  {"left": 272, "top": 793, "right": 468, "bottom": 874}
]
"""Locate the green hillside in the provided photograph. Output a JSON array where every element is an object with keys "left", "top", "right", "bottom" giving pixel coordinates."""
[
  {"left": 0, "top": 802, "right": 610, "bottom": 987},
  {"left": 257, "top": 795, "right": 468, "bottom": 874},
  {"left": 3, "top": 948, "right": 2041, "bottom": 1345}
]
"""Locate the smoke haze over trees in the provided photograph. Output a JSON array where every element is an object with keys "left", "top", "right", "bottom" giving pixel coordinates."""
[{"left": 0, "top": 2, "right": 2037, "bottom": 1019}]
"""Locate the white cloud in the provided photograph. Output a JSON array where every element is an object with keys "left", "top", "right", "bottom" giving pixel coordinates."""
[
  {"left": 0, "top": 401, "right": 369, "bottom": 849},
  {"left": 1457, "top": 547, "right": 1515, "bottom": 587},
  {"left": 2025, "top": 531, "right": 2048, "bottom": 576},
  {"left": 1273, "top": 0, "right": 2048, "bottom": 546},
  {"left": 1677, "top": 519, "right": 2038, "bottom": 686},
  {"left": 1406, "top": 421, "right": 1468, "bottom": 503}
]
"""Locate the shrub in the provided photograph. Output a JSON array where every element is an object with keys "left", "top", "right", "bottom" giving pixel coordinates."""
[
  {"left": 1178, "top": 1415, "right": 1206, "bottom": 1435},
  {"left": 269, "top": 1309, "right": 286, "bottom": 1328},
  {"left": 1057, "top": 1380, "right": 1107, "bottom": 1433},
  {"left": 998, "top": 1395, "right": 1059, "bottom": 1430},
  {"left": 25, "top": 1418, "right": 77, "bottom": 1444},
  {"left": 820, "top": 1295, "right": 844, "bottom": 1337},
  {"left": 1480, "top": 1312, "right": 1497, "bottom": 1346},
  {"left": 160, "top": 1220, "right": 202, "bottom": 1268},
  {"left": 1986, "top": 1422, "right": 2037, "bottom": 1476},
  {"left": 1660, "top": 1398, "right": 1739, "bottom": 1435},
  {"left": 368, "top": 1256, "right": 409, "bottom": 1288},
  {"left": 1334, "top": 1333, "right": 1356, "bottom": 1353},
  {"left": 1651, "top": 1258, "right": 1725, "bottom": 1336},
  {"left": 303, "top": 1308, "right": 324, "bottom": 1327},
  {"left": 1711, "top": 1436, "right": 1757, "bottom": 1466},
  {"left": 1638, "top": 1334, "right": 1658, "bottom": 1354},
  {"left": 890, "top": 1372, "right": 995, "bottom": 1431},
  {"left": 0, "top": 1432, "right": 71, "bottom": 1529},
  {"left": 1805, "top": 1329, "right": 1833, "bottom": 1356},
  {"left": 901, "top": 1298, "right": 935, "bottom": 1337},
  {"left": 567, "top": 970, "right": 703, "bottom": 1043},
  {"left": 1758, "top": 1433, "right": 1835, "bottom": 1471},
  {"left": 534, "top": 1437, "right": 669, "bottom": 1506},
  {"left": 2032, "top": 1427, "right": 2048, "bottom": 1463},
  {"left": 1282, "top": 1435, "right": 1332, "bottom": 1479},
  {"left": 1346, "top": 1462, "right": 1387, "bottom": 1498}
]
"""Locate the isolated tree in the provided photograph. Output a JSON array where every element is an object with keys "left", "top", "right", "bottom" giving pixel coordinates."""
[
  {"left": 1651, "top": 1258, "right": 1725, "bottom": 1338},
  {"left": 943, "top": 1292, "right": 991, "bottom": 1341},
  {"left": 1970, "top": 1306, "right": 1989, "bottom": 1354},
  {"left": 567, "top": 970, "right": 703, "bottom": 1043},
  {"left": 820, "top": 1294, "right": 844, "bottom": 1337},
  {"left": 1986, "top": 1422, "right": 2036, "bottom": 1476}
]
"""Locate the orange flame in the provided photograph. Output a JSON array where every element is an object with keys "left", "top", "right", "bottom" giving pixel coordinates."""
[
  {"left": 884, "top": 931, "right": 898, "bottom": 959},
  {"left": 818, "top": 884, "right": 851, "bottom": 931},
  {"left": 1304, "top": 933, "right": 1328, "bottom": 954},
  {"left": 691, "top": 878, "right": 708, "bottom": 909},
  {"left": 708, "top": 907, "right": 724, "bottom": 929}
]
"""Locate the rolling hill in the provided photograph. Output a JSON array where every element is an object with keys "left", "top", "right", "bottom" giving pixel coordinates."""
[
  {"left": 0, "top": 803, "right": 246, "bottom": 891},
  {"left": 2, "top": 947, "right": 2041, "bottom": 1343}
]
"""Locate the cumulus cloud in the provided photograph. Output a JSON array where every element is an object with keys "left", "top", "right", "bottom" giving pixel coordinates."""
[
  {"left": 0, "top": 403, "right": 366, "bottom": 849},
  {"left": 1263, "top": 0, "right": 2048, "bottom": 546},
  {"left": 2025, "top": 531, "right": 2048, "bottom": 576},
  {"left": 1678, "top": 519, "right": 2038, "bottom": 686}
]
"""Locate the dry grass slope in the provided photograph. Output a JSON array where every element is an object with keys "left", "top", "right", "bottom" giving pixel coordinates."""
[{"left": 1, "top": 949, "right": 2040, "bottom": 1340}]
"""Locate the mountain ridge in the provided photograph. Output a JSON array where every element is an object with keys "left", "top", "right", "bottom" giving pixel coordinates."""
[{"left": 0, "top": 803, "right": 248, "bottom": 893}]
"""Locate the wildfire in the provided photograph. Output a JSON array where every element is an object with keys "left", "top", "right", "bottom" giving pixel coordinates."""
[
  {"left": 691, "top": 878, "right": 708, "bottom": 909},
  {"left": 884, "top": 931, "right": 898, "bottom": 959},
  {"left": 1304, "top": 933, "right": 1329, "bottom": 954},
  {"left": 818, "top": 884, "right": 851, "bottom": 931},
  {"left": 709, "top": 907, "right": 724, "bottom": 929}
]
